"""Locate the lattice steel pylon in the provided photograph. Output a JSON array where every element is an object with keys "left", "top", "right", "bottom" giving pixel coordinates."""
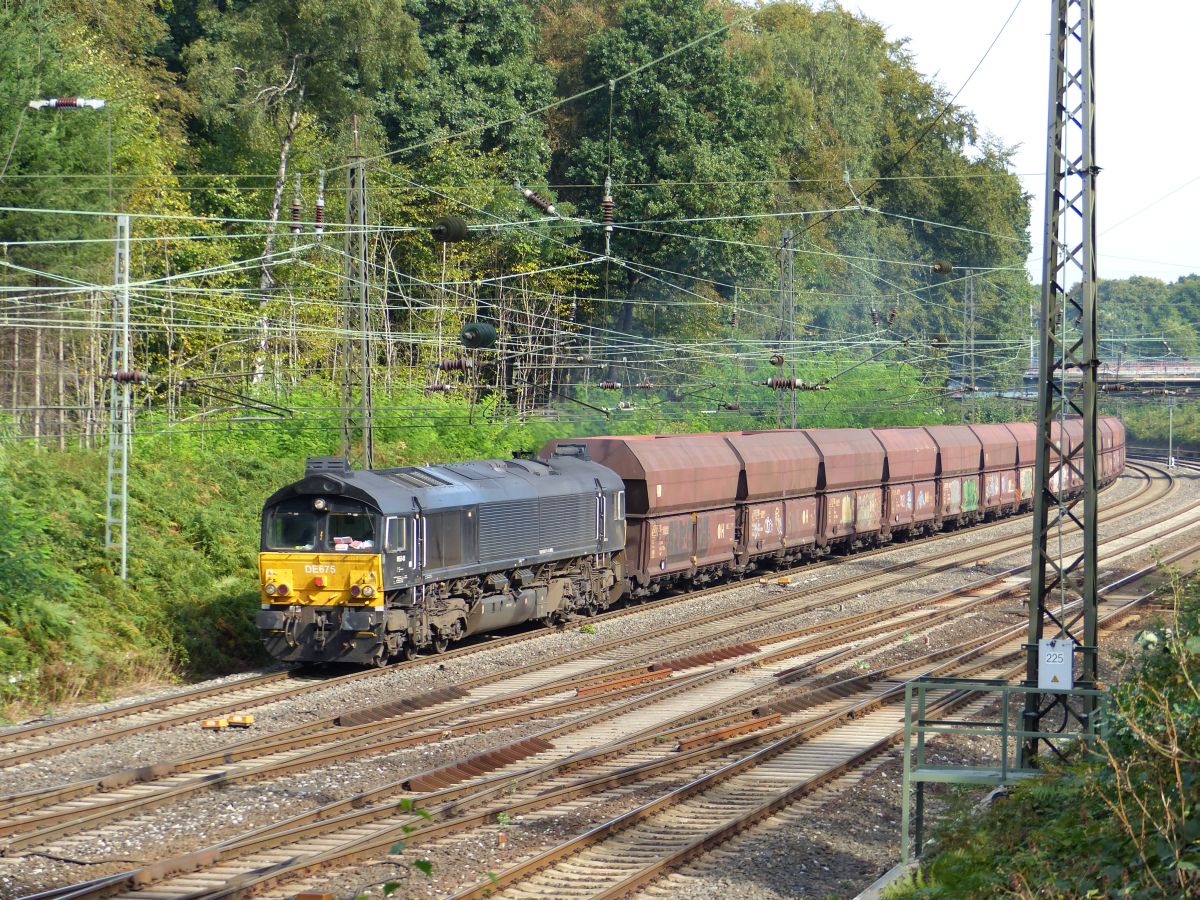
[
  {"left": 104, "top": 214, "right": 131, "bottom": 579},
  {"left": 340, "top": 155, "right": 374, "bottom": 469},
  {"left": 1020, "top": 0, "right": 1099, "bottom": 769}
]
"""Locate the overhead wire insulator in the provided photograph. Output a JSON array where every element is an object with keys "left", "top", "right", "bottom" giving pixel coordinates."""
[
  {"left": 601, "top": 195, "right": 614, "bottom": 230},
  {"left": 598, "top": 381, "right": 621, "bottom": 390},
  {"left": 888, "top": 305, "right": 899, "bottom": 326},
  {"left": 460, "top": 321, "right": 497, "bottom": 349},
  {"left": 763, "top": 376, "right": 828, "bottom": 391},
  {"left": 431, "top": 357, "right": 474, "bottom": 371},
  {"left": 931, "top": 260, "right": 953, "bottom": 275},
  {"left": 111, "top": 371, "right": 147, "bottom": 384},
  {"left": 634, "top": 381, "right": 654, "bottom": 390},
  {"left": 617, "top": 401, "right": 635, "bottom": 410},
  {"left": 720, "top": 401, "right": 741, "bottom": 411},
  {"left": 870, "top": 308, "right": 879, "bottom": 328},
  {"left": 289, "top": 174, "right": 302, "bottom": 235},
  {"left": 425, "top": 384, "right": 455, "bottom": 393},
  {"left": 728, "top": 309, "right": 738, "bottom": 327},
  {"left": 29, "top": 98, "right": 105, "bottom": 110},
  {"left": 520, "top": 185, "right": 557, "bottom": 216},
  {"left": 769, "top": 353, "right": 785, "bottom": 367}
]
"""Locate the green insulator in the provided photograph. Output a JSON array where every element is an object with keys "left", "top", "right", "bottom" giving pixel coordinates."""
[
  {"left": 460, "top": 321, "right": 497, "bottom": 349},
  {"left": 431, "top": 216, "right": 469, "bottom": 242}
]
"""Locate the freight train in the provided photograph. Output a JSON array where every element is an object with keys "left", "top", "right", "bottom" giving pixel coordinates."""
[{"left": 256, "top": 418, "right": 1126, "bottom": 665}]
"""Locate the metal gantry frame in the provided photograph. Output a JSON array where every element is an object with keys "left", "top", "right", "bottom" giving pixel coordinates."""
[
  {"left": 1021, "top": 0, "right": 1100, "bottom": 768},
  {"left": 104, "top": 214, "right": 131, "bottom": 579}
]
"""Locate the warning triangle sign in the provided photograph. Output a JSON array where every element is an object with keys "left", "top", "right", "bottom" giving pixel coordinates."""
[{"left": 1051, "top": 675, "right": 1060, "bottom": 684}]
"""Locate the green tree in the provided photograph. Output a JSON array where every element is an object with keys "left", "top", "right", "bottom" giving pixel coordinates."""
[
  {"left": 557, "top": 0, "right": 778, "bottom": 343},
  {"left": 183, "top": 0, "right": 423, "bottom": 291},
  {"left": 377, "top": 0, "right": 556, "bottom": 175}
]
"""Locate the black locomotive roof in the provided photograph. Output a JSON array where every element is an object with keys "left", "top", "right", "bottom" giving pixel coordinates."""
[{"left": 262, "top": 454, "right": 622, "bottom": 515}]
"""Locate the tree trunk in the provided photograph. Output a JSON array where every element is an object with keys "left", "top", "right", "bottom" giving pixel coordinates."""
[{"left": 254, "top": 108, "right": 301, "bottom": 383}]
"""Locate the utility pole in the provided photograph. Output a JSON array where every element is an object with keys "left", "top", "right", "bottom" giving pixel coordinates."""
[
  {"left": 340, "top": 137, "right": 374, "bottom": 469},
  {"left": 962, "top": 269, "right": 976, "bottom": 421},
  {"left": 104, "top": 214, "right": 131, "bottom": 580},
  {"left": 1168, "top": 393, "right": 1175, "bottom": 467},
  {"left": 778, "top": 227, "right": 797, "bottom": 429},
  {"left": 1021, "top": 0, "right": 1099, "bottom": 769}
]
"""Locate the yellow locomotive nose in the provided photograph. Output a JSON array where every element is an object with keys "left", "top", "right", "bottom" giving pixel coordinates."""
[{"left": 259, "top": 553, "right": 384, "bottom": 606}]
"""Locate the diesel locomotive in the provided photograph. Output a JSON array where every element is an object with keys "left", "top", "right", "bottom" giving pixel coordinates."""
[{"left": 257, "top": 417, "right": 1126, "bottom": 665}]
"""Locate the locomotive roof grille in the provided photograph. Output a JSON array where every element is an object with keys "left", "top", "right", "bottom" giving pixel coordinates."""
[{"left": 387, "top": 468, "right": 450, "bottom": 489}]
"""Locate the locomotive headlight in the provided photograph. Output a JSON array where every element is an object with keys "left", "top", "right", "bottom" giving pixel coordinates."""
[
  {"left": 313, "top": 498, "right": 327, "bottom": 511},
  {"left": 361, "top": 585, "right": 376, "bottom": 599},
  {"left": 264, "top": 583, "right": 278, "bottom": 596}
]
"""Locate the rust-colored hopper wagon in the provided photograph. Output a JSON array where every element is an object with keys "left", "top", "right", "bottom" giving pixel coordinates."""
[
  {"left": 1003, "top": 421, "right": 1038, "bottom": 510},
  {"left": 968, "top": 423, "right": 1021, "bottom": 517},
  {"left": 871, "top": 427, "right": 939, "bottom": 539},
  {"left": 722, "top": 430, "right": 820, "bottom": 564},
  {"left": 542, "top": 433, "right": 742, "bottom": 595},
  {"left": 923, "top": 425, "right": 984, "bottom": 527},
  {"left": 801, "top": 428, "right": 886, "bottom": 549}
]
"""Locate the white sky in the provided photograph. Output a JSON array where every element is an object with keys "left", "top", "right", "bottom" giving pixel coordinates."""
[{"left": 846, "top": 1, "right": 1200, "bottom": 284}]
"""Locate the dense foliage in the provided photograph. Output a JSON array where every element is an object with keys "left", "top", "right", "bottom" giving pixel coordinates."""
[{"left": 886, "top": 578, "right": 1200, "bottom": 898}]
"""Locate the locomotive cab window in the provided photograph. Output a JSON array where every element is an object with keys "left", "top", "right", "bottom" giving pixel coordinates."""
[
  {"left": 267, "top": 510, "right": 318, "bottom": 550},
  {"left": 329, "top": 512, "right": 378, "bottom": 550},
  {"left": 384, "top": 516, "right": 407, "bottom": 552},
  {"left": 615, "top": 490, "right": 625, "bottom": 520}
]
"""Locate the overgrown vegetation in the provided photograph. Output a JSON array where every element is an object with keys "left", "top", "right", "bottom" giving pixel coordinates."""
[{"left": 886, "top": 576, "right": 1200, "bottom": 898}]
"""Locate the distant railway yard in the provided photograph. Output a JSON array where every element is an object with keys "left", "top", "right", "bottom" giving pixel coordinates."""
[{"left": 0, "top": 457, "right": 1194, "bottom": 899}]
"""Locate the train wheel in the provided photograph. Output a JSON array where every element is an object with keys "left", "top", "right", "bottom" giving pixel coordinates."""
[
  {"left": 401, "top": 641, "right": 420, "bottom": 661},
  {"left": 372, "top": 646, "right": 389, "bottom": 668}
]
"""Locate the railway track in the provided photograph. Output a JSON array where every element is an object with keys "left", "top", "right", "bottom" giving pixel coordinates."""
[
  {"left": 0, "top": 463, "right": 1157, "bottom": 771},
  {"left": 16, "top": 460, "right": 1190, "bottom": 897},
  {"left": 0, "top": 561, "right": 1027, "bottom": 856},
  {"left": 0, "top": 464, "right": 1169, "bottom": 857},
  {"left": 449, "top": 548, "right": 1192, "bottom": 900},
  {"left": 20, "top": 582, "right": 1039, "bottom": 900}
]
